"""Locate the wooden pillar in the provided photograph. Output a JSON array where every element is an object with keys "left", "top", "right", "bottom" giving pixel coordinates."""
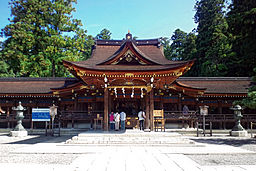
[
  {"left": 178, "top": 94, "right": 182, "bottom": 112},
  {"left": 160, "top": 96, "right": 164, "bottom": 110},
  {"left": 108, "top": 92, "right": 112, "bottom": 113},
  {"left": 7, "top": 107, "right": 10, "bottom": 129},
  {"left": 150, "top": 89, "right": 154, "bottom": 131},
  {"left": 218, "top": 100, "right": 223, "bottom": 129},
  {"left": 72, "top": 96, "right": 78, "bottom": 128},
  {"left": 145, "top": 93, "right": 150, "bottom": 129},
  {"left": 28, "top": 107, "right": 33, "bottom": 129},
  {"left": 141, "top": 98, "right": 145, "bottom": 112},
  {"left": 74, "top": 96, "right": 78, "bottom": 111},
  {"left": 104, "top": 88, "right": 109, "bottom": 131}
]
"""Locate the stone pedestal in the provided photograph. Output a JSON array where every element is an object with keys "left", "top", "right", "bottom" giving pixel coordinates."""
[
  {"left": 144, "top": 128, "right": 151, "bottom": 132},
  {"left": 230, "top": 130, "right": 248, "bottom": 137},
  {"left": 10, "top": 130, "right": 28, "bottom": 137}
]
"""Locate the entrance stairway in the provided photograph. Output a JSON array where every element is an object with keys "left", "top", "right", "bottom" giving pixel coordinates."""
[{"left": 65, "top": 130, "right": 196, "bottom": 146}]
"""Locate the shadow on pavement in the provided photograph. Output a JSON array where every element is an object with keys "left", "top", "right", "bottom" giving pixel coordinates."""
[
  {"left": 5, "top": 135, "right": 74, "bottom": 145},
  {"left": 190, "top": 138, "right": 256, "bottom": 147}
]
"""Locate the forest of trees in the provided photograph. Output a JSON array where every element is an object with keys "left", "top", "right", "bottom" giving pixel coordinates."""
[
  {"left": 0, "top": 0, "right": 110, "bottom": 77},
  {"left": 0, "top": 0, "right": 255, "bottom": 78},
  {"left": 163, "top": 0, "right": 256, "bottom": 78}
]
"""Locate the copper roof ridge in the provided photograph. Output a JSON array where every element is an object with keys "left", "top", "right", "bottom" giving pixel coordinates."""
[
  {"left": 0, "top": 77, "right": 78, "bottom": 82},
  {"left": 51, "top": 81, "right": 85, "bottom": 90},
  {"left": 177, "top": 77, "right": 251, "bottom": 81},
  {"left": 174, "top": 81, "right": 206, "bottom": 90}
]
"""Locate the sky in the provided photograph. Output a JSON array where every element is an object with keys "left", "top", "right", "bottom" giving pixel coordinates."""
[{"left": 0, "top": 0, "right": 197, "bottom": 40}]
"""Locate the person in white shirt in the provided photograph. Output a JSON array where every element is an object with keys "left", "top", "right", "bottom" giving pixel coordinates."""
[
  {"left": 114, "top": 112, "right": 120, "bottom": 131},
  {"left": 138, "top": 110, "right": 146, "bottom": 130},
  {"left": 120, "top": 111, "right": 126, "bottom": 130}
]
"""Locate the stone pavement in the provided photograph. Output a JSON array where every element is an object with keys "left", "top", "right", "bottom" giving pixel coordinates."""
[{"left": 0, "top": 130, "right": 256, "bottom": 171}]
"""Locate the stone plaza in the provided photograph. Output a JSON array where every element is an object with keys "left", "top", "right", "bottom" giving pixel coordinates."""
[{"left": 0, "top": 129, "right": 256, "bottom": 171}]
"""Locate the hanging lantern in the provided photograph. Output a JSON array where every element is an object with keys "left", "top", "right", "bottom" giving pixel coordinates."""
[
  {"left": 141, "top": 88, "right": 144, "bottom": 98},
  {"left": 150, "top": 77, "right": 154, "bottom": 88},
  {"left": 131, "top": 87, "right": 134, "bottom": 98},
  {"left": 122, "top": 87, "right": 125, "bottom": 97},
  {"left": 114, "top": 88, "right": 117, "bottom": 98}
]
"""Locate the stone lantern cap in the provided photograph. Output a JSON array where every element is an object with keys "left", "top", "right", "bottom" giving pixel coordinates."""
[
  {"left": 12, "top": 101, "right": 26, "bottom": 111},
  {"left": 230, "top": 104, "right": 243, "bottom": 111}
]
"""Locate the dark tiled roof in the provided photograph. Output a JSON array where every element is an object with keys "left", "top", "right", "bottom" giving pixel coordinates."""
[
  {"left": 0, "top": 77, "right": 78, "bottom": 94},
  {"left": 177, "top": 77, "right": 251, "bottom": 94},
  {"left": 0, "top": 77, "right": 250, "bottom": 95},
  {"left": 65, "top": 38, "right": 190, "bottom": 71},
  {"left": 95, "top": 39, "right": 160, "bottom": 46}
]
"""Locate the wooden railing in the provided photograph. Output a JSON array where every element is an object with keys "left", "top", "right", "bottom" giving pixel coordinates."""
[
  {"left": 164, "top": 110, "right": 197, "bottom": 120},
  {"left": 59, "top": 110, "right": 104, "bottom": 120},
  {"left": 0, "top": 113, "right": 32, "bottom": 121},
  {"left": 163, "top": 111, "right": 256, "bottom": 122},
  {"left": 1, "top": 110, "right": 255, "bottom": 129}
]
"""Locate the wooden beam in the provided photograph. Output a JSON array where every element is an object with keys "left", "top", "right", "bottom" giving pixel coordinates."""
[{"left": 104, "top": 88, "right": 109, "bottom": 131}]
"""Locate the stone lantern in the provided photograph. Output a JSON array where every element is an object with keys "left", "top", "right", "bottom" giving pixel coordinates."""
[
  {"left": 230, "top": 105, "right": 248, "bottom": 137},
  {"left": 199, "top": 105, "right": 209, "bottom": 136},
  {"left": 10, "top": 102, "right": 28, "bottom": 137},
  {"left": 49, "top": 104, "right": 58, "bottom": 134}
]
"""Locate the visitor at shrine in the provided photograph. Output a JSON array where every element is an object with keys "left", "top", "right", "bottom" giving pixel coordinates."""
[
  {"left": 114, "top": 112, "right": 120, "bottom": 131},
  {"left": 138, "top": 110, "right": 146, "bottom": 130},
  {"left": 0, "top": 106, "right": 6, "bottom": 114},
  {"left": 183, "top": 105, "right": 189, "bottom": 115},
  {"left": 120, "top": 111, "right": 126, "bottom": 130},
  {"left": 109, "top": 112, "right": 115, "bottom": 130}
]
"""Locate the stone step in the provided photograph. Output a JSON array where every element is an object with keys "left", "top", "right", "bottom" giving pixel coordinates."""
[
  {"left": 66, "top": 140, "right": 195, "bottom": 145},
  {"left": 66, "top": 131, "right": 194, "bottom": 145},
  {"left": 77, "top": 132, "right": 181, "bottom": 138},
  {"left": 71, "top": 136, "right": 190, "bottom": 142}
]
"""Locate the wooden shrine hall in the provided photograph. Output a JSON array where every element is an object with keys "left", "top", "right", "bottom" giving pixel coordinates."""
[{"left": 0, "top": 32, "right": 255, "bottom": 131}]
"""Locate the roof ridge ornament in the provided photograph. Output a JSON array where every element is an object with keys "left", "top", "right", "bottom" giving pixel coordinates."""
[{"left": 126, "top": 31, "right": 132, "bottom": 40}]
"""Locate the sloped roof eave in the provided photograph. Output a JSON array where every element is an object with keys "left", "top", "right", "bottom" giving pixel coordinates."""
[
  {"left": 96, "top": 41, "right": 161, "bottom": 65},
  {"left": 63, "top": 59, "right": 194, "bottom": 73}
]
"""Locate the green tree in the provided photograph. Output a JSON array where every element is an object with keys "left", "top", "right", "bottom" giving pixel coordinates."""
[
  {"left": 226, "top": 0, "right": 256, "bottom": 76},
  {"left": 183, "top": 32, "right": 198, "bottom": 76},
  {"left": 1, "top": 0, "right": 91, "bottom": 77},
  {"left": 160, "top": 37, "right": 172, "bottom": 60},
  {"left": 239, "top": 68, "right": 256, "bottom": 109},
  {"left": 162, "top": 29, "right": 197, "bottom": 66},
  {"left": 194, "top": 0, "right": 232, "bottom": 76},
  {"left": 183, "top": 32, "right": 197, "bottom": 61},
  {"left": 169, "top": 29, "right": 187, "bottom": 61},
  {"left": 96, "top": 28, "right": 111, "bottom": 40}
]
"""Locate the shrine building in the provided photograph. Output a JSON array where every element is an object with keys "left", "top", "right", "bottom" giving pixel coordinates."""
[{"left": 0, "top": 32, "right": 255, "bottom": 130}]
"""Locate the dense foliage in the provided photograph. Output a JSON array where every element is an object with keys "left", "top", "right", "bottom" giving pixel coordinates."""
[
  {"left": 163, "top": 0, "right": 255, "bottom": 78},
  {"left": 0, "top": 0, "right": 255, "bottom": 80},
  {"left": 241, "top": 67, "right": 256, "bottom": 109},
  {"left": 226, "top": 0, "right": 256, "bottom": 76},
  {"left": 0, "top": 0, "right": 93, "bottom": 77},
  {"left": 96, "top": 28, "right": 112, "bottom": 40},
  {"left": 194, "top": 0, "right": 232, "bottom": 77}
]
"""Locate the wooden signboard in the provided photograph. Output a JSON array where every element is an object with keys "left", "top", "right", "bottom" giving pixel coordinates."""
[{"left": 153, "top": 109, "right": 164, "bottom": 118}]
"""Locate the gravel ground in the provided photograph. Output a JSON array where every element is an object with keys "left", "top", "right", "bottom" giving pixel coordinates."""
[
  {"left": 1, "top": 133, "right": 256, "bottom": 166},
  {"left": 187, "top": 154, "right": 256, "bottom": 166},
  {"left": 0, "top": 133, "right": 81, "bottom": 165},
  {"left": 187, "top": 136, "right": 256, "bottom": 166}
]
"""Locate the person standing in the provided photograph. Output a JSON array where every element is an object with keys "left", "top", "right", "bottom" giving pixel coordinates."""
[
  {"left": 120, "top": 111, "right": 126, "bottom": 130},
  {"left": 109, "top": 112, "right": 115, "bottom": 130},
  {"left": 182, "top": 105, "right": 189, "bottom": 115},
  {"left": 114, "top": 112, "right": 120, "bottom": 131},
  {"left": 138, "top": 110, "right": 146, "bottom": 130}
]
